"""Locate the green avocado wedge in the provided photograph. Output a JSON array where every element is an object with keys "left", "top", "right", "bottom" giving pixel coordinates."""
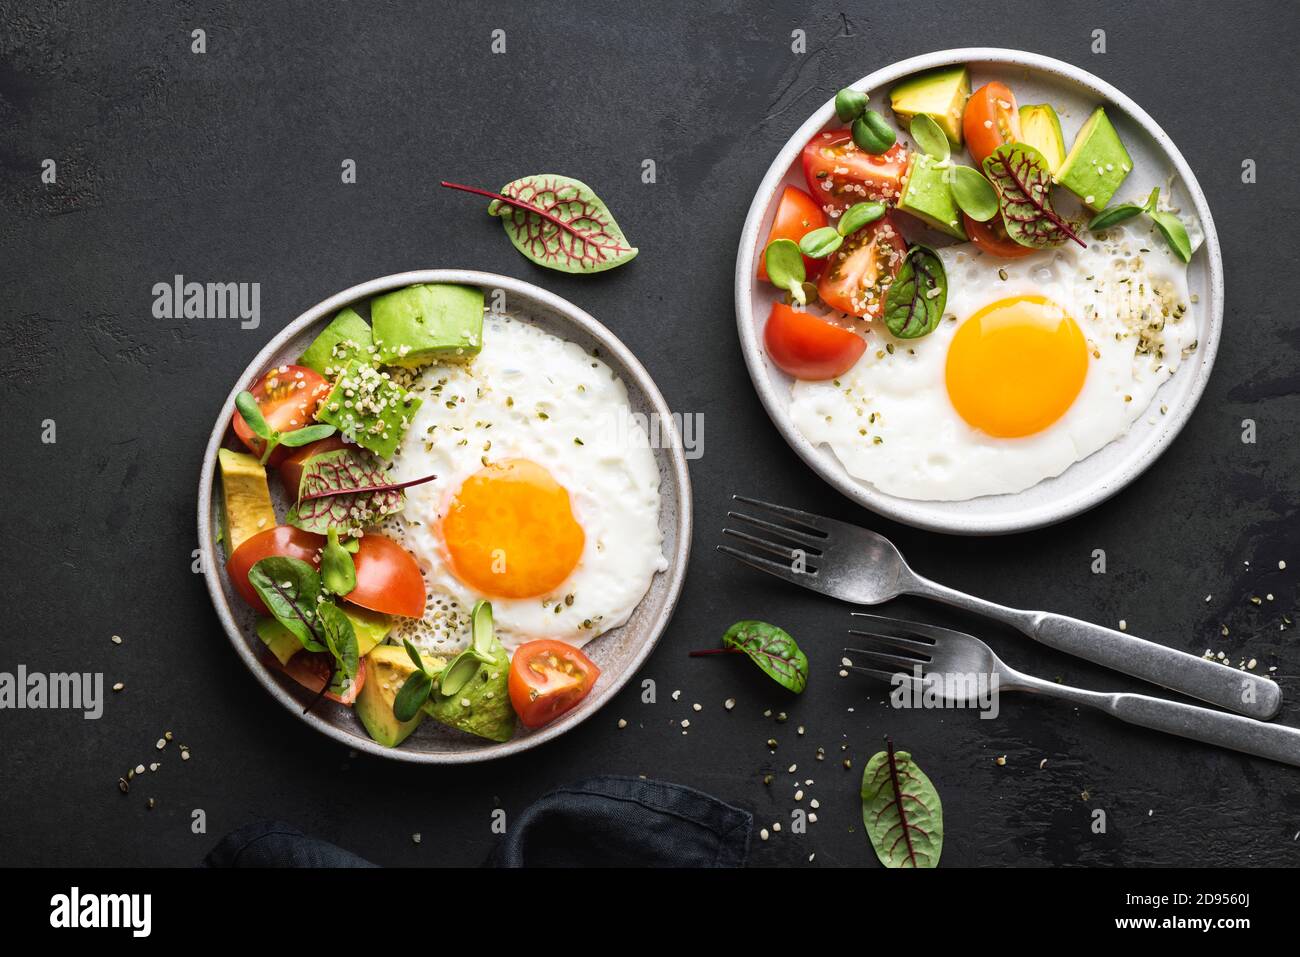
[
  {"left": 298, "top": 307, "right": 374, "bottom": 378},
  {"left": 357, "top": 645, "right": 446, "bottom": 748},
  {"left": 423, "top": 637, "right": 516, "bottom": 743}
]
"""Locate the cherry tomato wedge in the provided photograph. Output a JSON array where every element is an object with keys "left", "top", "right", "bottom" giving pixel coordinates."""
[
  {"left": 817, "top": 215, "right": 908, "bottom": 318},
  {"left": 758, "top": 186, "right": 829, "bottom": 282},
  {"left": 802, "top": 132, "right": 909, "bottom": 214},
  {"left": 764, "top": 303, "right": 866, "bottom": 381},
  {"left": 963, "top": 82, "right": 1022, "bottom": 167},
  {"left": 348, "top": 534, "right": 426, "bottom": 618},
  {"left": 508, "top": 639, "right": 601, "bottom": 729},
  {"left": 280, "top": 652, "right": 367, "bottom": 706},
  {"left": 963, "top": 214, "right": 1037, "bottom": 259},
  {"left": 226, "top": 525, "right": 324, "bottom": 614},
  {"left": 233, "top": 364, "right": 332, "bottom": 466},
  {"left": 278, "top": 435, "right": 349, "bottom": 501}
]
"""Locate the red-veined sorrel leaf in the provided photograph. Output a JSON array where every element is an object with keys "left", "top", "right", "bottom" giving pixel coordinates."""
[
  {"left": 288, "top": 448, "right": 436, "bottom": 534},
  {"left": 982, "top": 143, "right": 1085, "bottom": 249},
  {"left": 719, "top": 620, "right": 808, "bottom": 693},
  {"left": 861, "top": 739, "right": 943, "bottom": 868},
  {"left": 442, "top": 175, "right": 638, "bottom": 274}
]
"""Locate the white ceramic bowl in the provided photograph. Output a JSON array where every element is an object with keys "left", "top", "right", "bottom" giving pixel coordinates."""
[
  {"left": 735, "top": 49, "right": 1222, "bottom": 535},
  {"left": 198, "top": 270, "right": 691, "bottom": 763}
]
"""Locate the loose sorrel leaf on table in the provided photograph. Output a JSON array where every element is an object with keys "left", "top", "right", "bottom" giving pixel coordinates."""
[
  {"left": 442, "top": 175, "right": 638, "bottom": 274},
  {"left": 882, "top": 245, "right": 946, "bottom": 340},
  {"left": 861, "top": 739, "right": 944, "bottom": 868},
  {"left": 719, "top": 620, "right": 808, "bottom": 694},
  {"left": 288, "top": 448, "right": 436, "bottom": 535},
  {"left": 982, "top": 142, "right": 1085, "bottom": 249}
]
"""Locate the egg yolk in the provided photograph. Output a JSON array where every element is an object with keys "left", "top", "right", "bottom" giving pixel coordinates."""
[
  {"left": 441, "top": 458, "right": 585, "bottom": 599},
  {"left": 944, "top": 295, "right": 1088, "bottom": 438}
]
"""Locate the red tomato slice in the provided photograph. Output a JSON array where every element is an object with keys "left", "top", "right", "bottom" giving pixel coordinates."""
[
  {"left": 764, "top": 303, "right": 866, "bottom": 381},
  {"left": 802, "top": 132, "right": 909, "bottom": 214},
  {"left": 963, "top": 82, "right": 1022, "bottom": 167},
  {"left": 963, "top": 214, "right": 1037, "bottom": 259},
  {"left": 817, "top": 215, "right": 908, "bottom": 318},
  {"left": 348, "top": 534, "right": 426, "bottom": 618},
  {"left": 278, "top": 435, "right": 349, "bottom": 501},
  {"left": 226, "top": 525, "right": 324, "bottom": 614},
  {"left": 280, "top": 652, "right": 367, "bottom": 706},
  {"left": 508, "top": 639, "right": 600, "bottom": 729},
  {"left": 758, "top": 185, "right": 830, "bottom": 282},
  {"left": 233, "top": 364, "right": 332, "bottom": 466}
]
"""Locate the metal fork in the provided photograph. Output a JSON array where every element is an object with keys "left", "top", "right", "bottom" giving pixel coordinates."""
[
  {"left": 719, "top": 495, "right": 1281, "bottom": 721},
  {"left": 843, "top": 614, "right": 1300, "bottom": 768}
]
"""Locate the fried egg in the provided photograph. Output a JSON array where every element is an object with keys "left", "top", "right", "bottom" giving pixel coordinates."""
[
  {"left": 384, "top": 314, "right": 666, "bottom": 654},
  {"left": 788, "top": 221, "right": 1196, "bottom": 500}
]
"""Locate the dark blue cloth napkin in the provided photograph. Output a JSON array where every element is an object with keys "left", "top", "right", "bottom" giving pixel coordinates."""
[{"left": 203, "top": 775, "right": 752, "bottom": 868}]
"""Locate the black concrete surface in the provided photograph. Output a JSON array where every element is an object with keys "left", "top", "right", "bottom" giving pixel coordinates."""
[{"left": 1, "top": 0, "right": 1296, "bottom": 867}]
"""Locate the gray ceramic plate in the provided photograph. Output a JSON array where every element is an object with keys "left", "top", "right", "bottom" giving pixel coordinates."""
[
  {"left": 198, "top": 270, "right": 691, "bottom": 763},
  {"left": 735, "top": 49, "right": 1223, "bottom": 535}
]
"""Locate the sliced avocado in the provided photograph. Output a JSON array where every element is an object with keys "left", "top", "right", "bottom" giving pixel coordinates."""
[
  {"left": 1055, "top": 106, "right": 1132, "bottom": 211},
  {"left": 896, "top": 154, "right": 967, "bottom": 239},
  {"left": 423, "top": 640, "right": 516, "bottom": 743},
  {"left": 1019, "top": 104, "right": 1066, "bottom": 174},
  {"left": 299, "top": 307, "right": 374, "bottom": 378},
  {"left": 372, "top": 284, "right": 484, "bottom": 369},
  {"left": 314, "top": 359, "right": 422, "bottom": 459},
  {"left": 342, "top": 604, "right": 392, "bottom": 657},
  {"left": 890, "top": 65, "right": 971, "bottom": 147},
  {"left": 218, "top": 448, "right": 276, "bottom": 553},
  {"left": 256, "top": 618, "right": 304, "bottom": 667},
  {"left": 357, "top": 645, "right": 446, "bottom": 748}
]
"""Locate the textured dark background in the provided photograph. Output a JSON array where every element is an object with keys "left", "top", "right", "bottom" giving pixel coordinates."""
[{"left": 1, "top": 0, "right": 1297, "bottom": 868}]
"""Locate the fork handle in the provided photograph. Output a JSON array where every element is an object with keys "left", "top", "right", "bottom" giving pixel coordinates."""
[
  {"left": 1105, "top": 693, "right": 1300, "bottom": 767},
  {"left": 910, "top": 578, "right": 1282, "bottom": 720}
]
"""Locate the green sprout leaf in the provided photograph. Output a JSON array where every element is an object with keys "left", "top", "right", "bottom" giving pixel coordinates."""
[
  {"left": 909, "top": 114, "right": 950, "bottom": 162},
  {"left": 851, "top": 110, "right": 896, "bottom": 154},
  {"left": 838, "top": 201, "right": 886, "bottom": 236},
  {"left": 403, "top": 638, "right": 426, "bottom": 673},
  {"left": 721, "top": 620, "right": 808, "bottom": 694},
  {"left": 798, "top": 226, "right": 843, "bottom": 259},
  {"left": 279, "top": 424, "right": 337, "bottom": 448},
  {"left": 764, "top": 238, "right": 808, "bottom": 304},
  {"left": 235, "top": 391, "right": 271, "bottom": 439},
  {"left": 321, "top": 529, "right": 357, "bottom": 597},
  {"left": 1087, "top": 187, "right": 1157, "bottom": 232},
  {"left": 1148, "top": 208, "right": 1193, "bottom": 262},
  {"left": 470, "top": 600, "right": 496, "bottom": 662},
  {"left": 949, "top": 166, "right": 999, "bottom": 223},
  {"left": 835, "top": 87, "right": 868, "bottom": 123},
  {"left": 394, "top": 669, "right": 433, "bottom": 722},
  {"left": 438, "top": 651, "right": 483, "bottom": 699}
]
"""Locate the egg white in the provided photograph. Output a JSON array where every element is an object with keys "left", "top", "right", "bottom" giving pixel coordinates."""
[
  {"left": 788, "top": 221, "right": 1196, "bottom": 501},
  {"left": 383, "top": 315, "right": 667, "bottom": 655}
]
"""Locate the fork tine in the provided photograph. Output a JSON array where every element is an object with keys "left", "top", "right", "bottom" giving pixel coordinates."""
[
  {"left": 849, "top": 612, "right": 964, "bottom": 644},
  {"left": 842, "top": 664, "right": 907, "bottom": 686},
  {"left": 716, "top": 544, "right": 816, "bottom": 586},
  {"left": 731, "top": 495, "right": 831, "bottom": 537},
  {"left": 842, "top": 646, "right": 924, "bottom": 672},
  {"left": 721, "top": 526, "right": 803, "bottom": 563},
  {"left": 846, "top": 628, "right": 935, "bottom": 657},
  {"left": 727, "top": 510, "right": 826, "bottom": 552}
]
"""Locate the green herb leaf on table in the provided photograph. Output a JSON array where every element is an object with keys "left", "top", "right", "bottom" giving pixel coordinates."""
[
  {"left": 321, "top": 529, "right": 357, "bottom": 597},
  {"left": 860, "top": 739, "right": 944, "bottom": 868},
  {"left": 287, "top": 448, "right": 436, "bottom": 535},
  {"left": 982, "top": 143, "right": 1085, "bottom": 249},
  {"left": 837, "top": 201, "right": 886, "bottom": 236},
  {"left": 442, "top": 176, "right": 638, "bottom": 275},
  {"left": 834, "top": 87, "right": 868, "bottom": 123},
  {"left": 909, "top": 114, "right": 950, "bottom": 162},
  {"left": 883, "top": 245, "right": 947, "bottom": 340},
  {"left": 394, "top": 669, "right": 433, "bottom": 722},
  {"left": 317, "top": 600, "right": 359, "bottom": 680},
  {"left": 798, "top": 226, "right": 843, "bottom": 259},
  {"left": 763, "top": 238, "right": 809, "bottom": 305},
  {"left": 949, "top": 166, "right": 999, "bottom": 222},
  {"left": 247, "top": 556, "right": 327, "bottom": 652},
  {"left": 719, "top": 620, "right": 809, "bottom": 694}
]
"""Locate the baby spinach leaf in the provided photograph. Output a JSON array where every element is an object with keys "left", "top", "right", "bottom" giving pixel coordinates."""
[
  {"left": 909, "top": 114, "right": 950, "bottom": 162},
  {"left": 838, "top": 201, "right": 886, "bottom": 236},
  {"left": 442, "top": 176, "right": 638, "bottom": 275},
  {"left": 288, "top": 448, "right": 436, "bottom": 534},
  {"left": 949, "top": 166, "right": 998, "bottom": 223},
  {"left": 882, "top": 245, "right": 946, "bottom": 340},
  {"left": 982, "top": 143, "right": 1085, "bottom": 249},
  {"left": 247, "top": 557, "right": 327, "bottom": 653},
  {"left": 321, "top": 529, "right": 357, "bottom": 597},
  {"left": 861, "top": 739, "right": 943, "bottom": 868},
  {"left": 798, "top": 226, "right": 843, "bottom": 259},
  {"left": 394, "top": 668, "right": 433, "bottom": 721},
  {"left": 317, "top": 600, "right": 359, "bottom": 680},
  {"left": 721, "top": 620, "right": 808, "bottom": 694}
]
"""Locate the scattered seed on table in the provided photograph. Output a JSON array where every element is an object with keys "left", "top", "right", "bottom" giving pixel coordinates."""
[
  {"left": 773, "top": 822, "right": 781, "bottom": 832},
  {"left": 671, "top": 690, "right": 681, "bottom": 701},
  {"left": 692, "top": 703, "right": 702, "bottom": 712},
  {"left": 843, "top": 758, "right": 852, "bottom": 770},
  {"left": 767, "top": 738, "right": 778, "bottom": 749},
  {"left": 680, "top": 719, "right": 690, "bottom": 729},
  {"left": 760, "top": 828, "right": 769, "bottom": 841},
  {"left": 149, "top": 763, "right": 159, "bottom": 772},
  {"left": 412, "top": 833, "right": 422, "bottom": 845},
  {"left": 995, "top": 755, "right": 1006, "bottom": 766},
  {"left": 155, "top": 739, "right": 166, "bottom": 750},
  {"left": 724, "top": 698, "right": 735, "bottom": 710},
  {"left": 117, "top": 778, "right": 129, "bottom": 794},
  {"left": 146, "top": 798, "right": 156, "bottom": 810},
  {"left": 134, "top": 764, "right": 144, "bottom": 775},
  {"left": 164, "top": 731, "right": 173, "bottom": 741},
  {"left": 111, "top": 635, "right": 122, "bottom": 645},
  {"left": 763, "top": 774, "right": 774, "bottom": 786},
  {"left": 617, "top": 718, "right": 627, "bottom": 729},
  {"left": 181, "top": 750, "right": 191, "bottom": 761},
  {"left": 788, "top": 763, "right": 797, "bottom": 773},
  {"left": 810, "top": 799, "right": 820, "bottom": 809},
  {"left": 112, "top": 682, "right": 124, "bottom": 692},
  {"left": 795, "top": 789, "right": 804, "bottom": 801},
  {"left": 775, "top": 712, "right": 787, "bottom": 723},
  {"left": 808, "top": 813, "right": 818, "bottom": 823}
]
